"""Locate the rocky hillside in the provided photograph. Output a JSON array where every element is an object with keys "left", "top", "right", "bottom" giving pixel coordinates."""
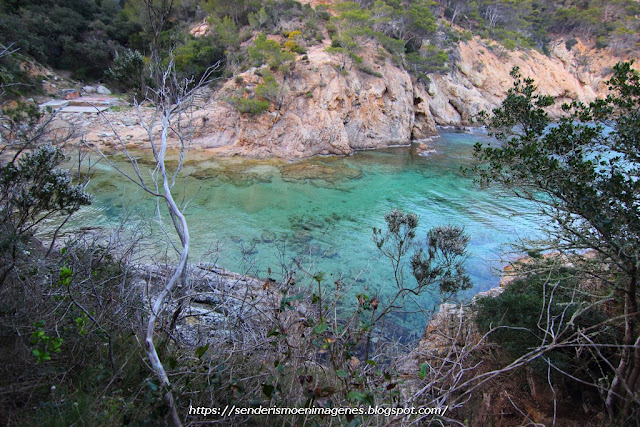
[{"left": 82, "top": 33, "right": 632, "bottom": 159}]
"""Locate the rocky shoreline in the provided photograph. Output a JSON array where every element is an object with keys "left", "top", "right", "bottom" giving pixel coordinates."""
[{"left": 56, "top": 36, "right": 633, "bottom": 160}]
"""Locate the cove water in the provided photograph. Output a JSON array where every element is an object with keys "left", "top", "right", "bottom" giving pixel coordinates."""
[{"left": 70, "top": 129, "right": 542, "bottom": 334}]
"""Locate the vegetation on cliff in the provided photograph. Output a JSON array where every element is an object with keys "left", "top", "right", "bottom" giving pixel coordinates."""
[{"left": 3, "top": 0, "right": 637, "bottom": 100}]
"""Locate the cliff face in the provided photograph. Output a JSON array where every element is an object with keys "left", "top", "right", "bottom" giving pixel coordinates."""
[
  {"left": 186, "top": 37, "right": 628, "bottom": 158},
  {"left": 189, "top": 42, "right": 421, "bottom": 158},
  {"left": 80, "top": 36, "right": 631, "bottom": 158},
  {"left": 426, "top": 38, "right": 624, "bottom": 126}
]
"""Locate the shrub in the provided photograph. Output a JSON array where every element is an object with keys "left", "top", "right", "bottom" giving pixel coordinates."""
[
  {"left": 357, "top": 64, "right": 382, "bottom": 77},
  {"left": 105, "top": 49, "right": 146, "bottom": 93},
  {"left": 595, "top": 35, "right": 609, "bottom": 49},
  {"left": 248, "top": 33, "right": 295, "bottom": 71},
  {"left": 461, "top": 30, "right": 473, "bottom": 42},
  {"left": 172, "top": 37, "right": 224, "bottom": 82},
  {"left": 254, "top": 70, "right": 280, "bottom": 103},
  {"left": 475, "top": 268, "right": 618, "bottom": 376},
  {"left": 229, "top": 97, "right": 270, "bottom": 114},
  {"left": 502, "top": 38, "right": 517, "bottom": 51},
  {"left": 565, "top": 38, "right": 578, "bottom": 51},
  {"left": 405, "top": 46, "right": 448, "bottom": 76}
]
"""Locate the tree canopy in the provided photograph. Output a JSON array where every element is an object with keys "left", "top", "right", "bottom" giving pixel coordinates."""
[{"left": 473, "top": 61, "right": 640, "bottom": 419}]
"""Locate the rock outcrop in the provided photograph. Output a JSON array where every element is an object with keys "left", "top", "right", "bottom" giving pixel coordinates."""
[
  {"left": 77, "top": 36, "right": 634, "bottom": 158},
  {"left": 187, "top": 42, "right": 421, "bottom": 158},
  {"left": 426, "top": 38, "right": 627, "bottom": 126}
]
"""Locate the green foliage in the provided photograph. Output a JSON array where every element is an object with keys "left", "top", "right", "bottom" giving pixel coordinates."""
[
  {"left": 229, "top": 96, "right": 270, "bottom": 114},
  {"left": 283, "top": 30, "right": 307, "bottom": 54},
  {"left": 326, "top": 1, "right": 446, "bottom": 78},
  {"left": 172, "top": 36, "right": 224, "bottom": 81},
  {"left": 201, "top": 0, "right": 261, "bottom": 25},
  {"left": 214, "top": 16, "right": 240, "bottom": 50},
  {"left": 433, "top": 0, "right": 640, "bottom": 53},
  {"left": 474, "top": 62, "right": 640, "bottom": 417},
  {"left": 0, "top": 0, "right": 141, "bottom": 80},
  {"left": 0, "top": 143, "right": 93, "bottom": 241},
  {"left": 254, "top": 70, "right": 280, "bottom": 103},
  {"left": 565, "top": 38, "right": 578, "bottom": 51},
  {"left": 248, "top": 33, "right": 295, "bottom": 70},
  {"left": 475, "top": 269, "right": 617, "bottom": 374},
  {"left": 248, "top": 7, "right": 270, "bottom": 30},
  {"left": 229, "top": 67, "right": 281, "bottom": 114},
  {"left": 30, "top": 321, "right": 63, "bottom": 364},
  {"left": 474, "top": 63, "right": 640, "bottom": 264},
  {"left": 105, "top": 49, "right": 146, "bottom": 93},
  {"left": 405, "top": 45, "right": 448, "bottom": 75},
  {"left": 356, "top": 64, "right": 383, "bottom": 78}
]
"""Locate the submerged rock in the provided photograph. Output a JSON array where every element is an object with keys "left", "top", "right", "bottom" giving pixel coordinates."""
[{"left": 280, "top": 161, "right": 363, "bottom": 183}]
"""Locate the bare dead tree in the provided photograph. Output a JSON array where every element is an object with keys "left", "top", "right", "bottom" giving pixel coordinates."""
[{"left": 88, "top": 49, "right": 220, "bottom": 424}]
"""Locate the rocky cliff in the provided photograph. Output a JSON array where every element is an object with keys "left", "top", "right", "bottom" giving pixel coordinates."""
[
  {"left": 186, "top": 41, "right": 419, "bottom": 158},
  {"left": 186, "top": 37, "right": 634, "bottom": 158},
  {"left": 80, "top": 36, "right": 634, "bottom": 158},
  {"left": 426, "top": 37, "right": 625, "bottom": 126}
]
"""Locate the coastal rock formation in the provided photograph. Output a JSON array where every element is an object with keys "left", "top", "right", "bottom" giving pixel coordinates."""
[
  {"left": 188, "top": 42, "right": 418, "bottom": 158},
  {"left": 426, "top": 38, "right": 624, "bottom": 126},
  {"left": 186, "top": 38, "right": 630, "bottom": 157},
  {"left": 78, "top": 37, "right": 631, "bottom": 158}
]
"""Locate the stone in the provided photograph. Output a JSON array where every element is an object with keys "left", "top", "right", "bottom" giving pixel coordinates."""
[
  {"left": 83, "top": 85, "right": 97, "bottom": 93},
  {"left": 96, "top": 85, "right": 111, "bottom": 95},
  {"left": 121, "top": 117, "right": 138, "bottom": 126}
]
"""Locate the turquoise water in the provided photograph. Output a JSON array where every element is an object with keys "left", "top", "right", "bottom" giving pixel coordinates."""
[{"left": 70, "top": 130, "right": 541, "bottom": 332}]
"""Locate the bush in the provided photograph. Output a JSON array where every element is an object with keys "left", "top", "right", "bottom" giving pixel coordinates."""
[
  {"left": 475, "top": 267, "right": 619, "bottom": 376},
  {"left": 595, "top": 35, "right": 609, "bottom": 49},
  {"left": 0, "top": 144, "right": 92, "bottom": 241},
  {"left": 105, "top": 49, "right": 146, "bottom": 93},
  {"left": 565, "top": 38, "right": 578, "bottom": 51},
  {"left": 502, "top": 38, "right": 517, "bottom": 51},
  {"left": 356, "top": 64, "right": 382, "bottom": 77},
  {"left": 229, "top": 97, "right": 270, "bottom": 114},
  {"left": 254, "top": 70, "right": 280, "bottom": 103},
  {"left": 172, "top": 36, "right": 224, "bottom": 82},
  {"left": 248, "top": 33, "right": 295, "bottom": 70},
  {"left": 405, "top": 46, "right": 448, "bottom": 76}
]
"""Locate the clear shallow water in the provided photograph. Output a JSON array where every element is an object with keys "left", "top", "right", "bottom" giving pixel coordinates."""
[{"left": 69, "top": 130, "right": 542, "bottom": 333}]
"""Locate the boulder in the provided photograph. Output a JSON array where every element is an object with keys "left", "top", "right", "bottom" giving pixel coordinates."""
[{"left": 96, "top": 85, "right": 111, "bottom": 95}]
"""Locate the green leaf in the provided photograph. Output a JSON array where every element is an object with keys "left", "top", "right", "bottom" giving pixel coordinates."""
[
  {"left": 59, "top": 266, "right": 73, "bottom": 280},
  {"left": 262, "top": 383, "right": 275, "bottom": 398},
  {"left": 313, "top": 321, "right": 328, "bottom": 334},
  {"left": 336, "top": 369, "right": 349, "bottom": 378},
  {"left": 195, "top": 343, "right": 210, "bottom": 358},
  {"left": 419, "top": 362, "right": 428, "bottom": 379}
]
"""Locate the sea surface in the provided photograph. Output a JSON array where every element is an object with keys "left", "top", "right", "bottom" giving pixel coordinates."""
[{"left": 65, "top": 129, "right": 543, "bottom": 333}]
